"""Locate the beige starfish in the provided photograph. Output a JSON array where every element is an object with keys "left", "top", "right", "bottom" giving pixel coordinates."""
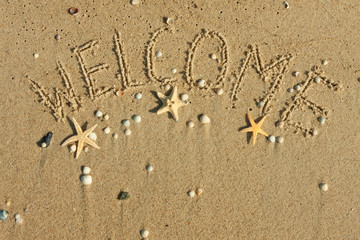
[
  {"left": 62, "top": 117, "right": 100, "bottom": 159},
  {"left": 240, "top": 113, "right": 268, "bottom": 145},
  {"left": 156, "top": 86, "right": 188, "bottom": 122}
]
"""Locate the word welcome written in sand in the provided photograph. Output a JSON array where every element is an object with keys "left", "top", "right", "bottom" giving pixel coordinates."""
[{"left": 28, "top": 26, "right": 342, "bottom": 137}]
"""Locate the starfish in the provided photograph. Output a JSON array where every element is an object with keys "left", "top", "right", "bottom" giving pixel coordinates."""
[
  {"left": 156, "top": 86, "right": 188, "bottom": 122},
  {"left": 240, "top": 113, "right": 268, "bottom": 145},
  {"left": 62, "top": 117, "right": 100, "bottom": 159}
]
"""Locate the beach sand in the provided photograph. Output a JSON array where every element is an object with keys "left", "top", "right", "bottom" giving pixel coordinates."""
[{"left": 1, "top": 1, "right": 359, "bottom": 239}]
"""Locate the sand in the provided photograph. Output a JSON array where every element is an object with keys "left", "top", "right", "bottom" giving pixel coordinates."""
[{"left": 1, "top": 1, "right": 360, "bottom": 239}]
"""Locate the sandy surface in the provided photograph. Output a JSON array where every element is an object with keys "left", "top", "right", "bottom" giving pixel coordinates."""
[{"left": 1, "top": 1, "right": 360, "bottom": 239}]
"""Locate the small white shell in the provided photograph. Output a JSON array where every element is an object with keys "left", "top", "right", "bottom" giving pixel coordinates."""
[
  {"left": 81, "top": 175, "right": 92, "bottom": 185},
  {"left": 140, "top": 229, "right": 149, "bottom": 238},
  {"left": 293, "top": 71, "right": 300, "bottom": 77},
  {"left": 322, "top": 60, "right": 328, "bottom": 65},
  {"left": 104, "top": 114, "right": 110, "bottom": 121},
  {"left": 95, "top": 110, "right": 103, "bottom": 118},
  {"left": 166, "top": 17, "right": 174, "bottom": 25},
  {"left": 287, "top": 88, "right": 294, "bottom": 93},
  {"left": 188, "top": 190, "right": 195, "bottom": 198},
  {"left": 257, "top": 101, "right": 264, "bottom": 107},
  {"left": 314, "top": 76, "right": 321, "bottom": 83},
  {"left": 196, "top": 79, "right": 206, "bottom": 88},
  {"left": 283, "top": 1, "right": 289, "bottom": 8},
  {"left": 146, "top": 164, "right": 154, "bottom": 172},
  {"left": 124, "top": 129, "right": 132, "bottom": 136},
  {"left": 84, "top": 146, "right": 89, "bottom": 153},
  {"left": 276, "top": 121, "right": 284, "bottom": 128},
  {"left": 210, "top": 53, "right": 217, "bottom": 60},
  {"left": 104, "top": 127, "right": 111, "bottom": 134},
  {"left": 130, "top": 0, "right": 140, "bottom": 5},
  {"left": 0, "top": 210, "right": 8, "bottom": 221},
  {"left": 276, "top": 136, "right": 284, "bottom": 143},
  {"left": 113, "top": 133, "right": 118, "bottom": 139},
  {"left": 33, "top": 53, "right": 39, "bottom": 59},
  {"left": 69, "top": 144, "right": 77, "bottom": 153},
  {"left": 319, "top": 183, "right": 328, "bottom": 192},
  {"left": 318, "top": 116, "right": 325, "bottom": 124},
  {"left": 15, "top": 214, "right": 23, "bottom": 224},
  {"left": 88, "top": 132, "right": 97, "bottom": 141},
  {"left": 216, "top": 88, "right": 224, "bottom": 95},
  {"left": 82, "top": 166, "right": 91, "bottom": 175},
  {"left": 181, "top": 94, "right": 189, "bottom": 102},
  {"left": 41, "top": 142, "right": 47, "bottom": 148},
  {"left": 187, "top": 121, "right": 195, "bottom": 128},
  {"left": 164, "top": 84, "right": 171, "bottom": 91},
  {"left": 268, "top": 135, "right": 276, "bottom": 143},
  {"left": 155, "top": 51, "right": 162, "bottom": 57},
  {"left": 134, "top": 93, "right": 142, "bottom": 99},
  {"left": 294, "top": 84, "right": 301, "bottom": 91},
  {"left": 200, "top": 114, "right": 211, "bottom": 123},
  {"left": 122, "top": 119, "right": 130, "bottom": 127},
  {"left": 196, "top": 188, "right": 203, "bottom": 196},
  {"left": 311, "top": 129, "right": 319, "bottom": 136},
  {"left": 171, "top": 68, "right": 177, "bottom": 74},
  {"left": 132, "top": 115, "right": 141, "bottom": 123}
]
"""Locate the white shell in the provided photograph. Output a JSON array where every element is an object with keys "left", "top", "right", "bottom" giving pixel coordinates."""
[
  {"left": 122, "top": 119, "right": 130, "bottom": 127},
  {"left": 200, "top": 114, "right": 211, "bottom": 123},
  {"left": 33, "top": 53, "right": 39, "bottom": 59},
  {"left": 287, "top": 88, "right": 294, "bottom": 93},
  {"left": 104, "top": 114, "right": 110, "bottom": 121},
  {"left": 294, "top": 71, "right": 300, "bottom": 77},
  {"left": 188, "top": 190, "right": 195, "bottom": 198},
  {"left": 0, "top": 210, "right": 8, "bottom": 221},
  {"left": 181, "top": 94, "right": 189, "bottom": 102},
  {"left": 82, "top": 166, "right": 91, "bottom": 175},
  {"left": 276, "top": 136, "right": 284, "bottom": 143},
  {"left": 196, "top": 79, "right": 206, "bottom": 88},
  {"left": 104, "top": 127, "right": 111, "bottom": 134},
  {"left": 171, "top": 68, "right": 177, "bottom": 74},
  {"left": 55, "top": 34, "right": 61, "bottom": 40},
  {"left": 294, "top": 84, "right": 301, "bottom": 91},
  {"left": 132, "top": 115, "right": 141, "bottom": 123},
  {"left": 187, "top": 121, "right": 195, "bottom": 128},
  {"left": 314, "top": 76, "right": 321, "bottom": 83},
  {"left": 164, "top": 84, "right": 171, "bottom": 91},
  {"left": 318, "top": 116, "right": 325, "bottom": 124},
  {"left": 130, "top": 0, "right": 140, "bottom": 5},
  {"left": 84, "top": 146, "right": 89, "bottom": 153},
  {"left": 196, "top": 188, "right": 203, "bottom": 196},
  {"left": 88, "top": 132, "right": 97, "bottom": 141},
  {"left": 41, "top": 142, "right": 47, "bottom": 148},
  {"left": 276, "top": 121, "right": 284, "bottom": 128},
  {"left": 15, "top": 214, "right": 23, "bottom": 224},
  {"left": 166, "top": 17, "right": 174, "bottom": 25},
  {"left": 146, "top": 164, "right": 154, "bottom": 172},
  {"left": 312, "top": 129, "right": 318, "bottom": 136},
  {"left": 268, "top": 135, "right": 276, "bottom": 143},
  {"left": 216, "top": 88, "right": 224, "bottom": 95},
  {"left": 210, "top": 53, "right": 217, "bottom": 59},
  {"left": 95, "top": 110, "right": 103, "bottom": 118},
  {"left": 319, "top": 183, "right": 328, "bottom": 192},
  {"left": 81, "top": 175, "right": 92, "bottom": 185},
  {"left": 124, "top": 129, "right": 132, "bottom": 136},
  {"left": 113, "top": 133, "right": 119, "bottom": 139},
  {"left": 69, "top": 144, "right": 77, "bottom": 153},
  {"left": 135, "top": 93, "right": 142, "bottom": 99},
  {"left": 140, "top": 229, "right": 149, "bottom": 238},
  {"left": 155, "top": 51, "right": 162, "bottom": 57},
  {"left": 283, "top": 1, "right": 289, "bottom": 8},
  {"left": 257, "top": 101, "right": 264, "bottom": 107},
  {"left": 322, "top": 60, "right": 328, "bottom": 65}
]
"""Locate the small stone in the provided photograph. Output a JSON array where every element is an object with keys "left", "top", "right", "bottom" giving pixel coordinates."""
[
  {"left": 268, "top": 135, "right": 276, "bottom": 143},
  {"left": 33, "top": 53, "right": 39, "bottom": 59},
  {"left": 132, "top": 115, "right": 141, "bottom": 123},
  {"left": 181, "top": 93, "right": 189, "bottom": 102},
  {"left": 210, "top": 53, "right": 217, "bottom": 60},
  {"left": 171, "top": 68, "right": 177, "bottom": 74},
  {"left": 196, "top": 188, "right": 203, "bottom": 196},
  {"left": 196, "top": 79, "right": 206, "bottom": 88},
  {"left": 199, "top": 114, "right": 211, "bottom": 124},
  {"left": 314, "top": 76, "right": 321, "bottom": 83},
  {"left": 122, "top": 119, "right": 130, "bottom": 127},
  {"left": 104, "top": 127, "right": 111, "bottom": 134},
  {"left": 124, "top": 129, "right": 132, "bottom": 136},
  {"left": 146, "top": 164, "right": 154, "bottom": 172},
  {"left": 135, "top": 93, "right": 142, "bottom": 99},
  {"left": 166, "top": 17, "right": 174, "bottom": 25},
  {"left": 41, "top": 142, "right": 47, "bottom": 148},
  {"left": 80, "top": 175, "right": 92, "bottom": 185},
  {"left": 83, "top": 146, "right": 89, "bottom": 153},
  {"left": 118, "top": 191, "right": 130, "bottom": 200},
  {"left": 318, "top": 116, "right": 325, "bottom": 125},
  {"left": 0, "top": 210, "right": 8, "bottom": 221},
  {"left": 88, "top": 132, "right": 97, "bottom": 141},
  {"left": 155, "top": 51, "right": 162, "bottom": 58},
  {"left": 322, "top": 60, "right": 328, "bottom": 66},
  {"left": 69, "top": 144, "right": 76, "bottom": 153},
  {"left": 104, "top": 114, "right": 110, "bottom": 121},
  {"left": 319, "top": 183, "right": 328, "bottom": 192},
  {"left": 130, "top": 0, "right": 140, "bottom": 5},
  {"left": 140, "top": 229, "right": 149, "bottom": 238},
  {"left": 55, "top": 34, "right": 61, "bottom": 40},
  {"left": 294, "top": 84, "right": 301, "bottom": 91},
  {"left": 82, "top": 166, "right": 91, "bottom": 175},
  {"left": 287, "top": 88, "right": 294, "bottom": 93},
  {"left": 113, "top": 133, "right": 119, "bottom": 139},
  {"left": 216, "top": 88, "right": 224, "bottom": 95},
  {"left": 187, "top": 121, "right": 195, "bottom": 128},
  {"left": 42, "top": 132, "right": 53, "bottom": 148},
  {"left": 276, "top": 121, "right": 284, "bottom": 128},
  {"left": 257, "top": 101, "right": 264, "bottom": 107},
  {"left": 276, "top": 136, "right": 284, "bottom": 143},
  {"left": 95, "top": 110, "right": 103, "bottom": 118},
  {"left": 188, "top": 190, "right": 195, "bottom": 198}
]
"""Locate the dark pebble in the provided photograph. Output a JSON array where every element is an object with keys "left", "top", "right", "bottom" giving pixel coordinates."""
[
  {"left": 43, "top": 132, "right": 53, "bottom": 148},
  {"left": 118, "top": 191, "right": 130, "bottom": 200}
]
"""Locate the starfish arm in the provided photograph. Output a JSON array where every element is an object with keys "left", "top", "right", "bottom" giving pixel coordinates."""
[
  {"left": 240, "top": 127, "right": 254, "bottom": 132},
  {"left": 157, "top": 106, "right": 169, "bottom": 115},
  {"left": 258, "top": 129, "right": 268, "bottom": 137},
  {"left": 61, "top": 136, "right": 79, "bottom": 146},
  {"left": 170, "top": 86, "right": 178, "bottom": 100},
  {"left": 84, "top": 124, "right": 98, "bottom": 136},
  {"left": 257, "top": 115, "right": 267, "bottom": 128},
  {"left": 170, "top": 107, "right": 179, "bottom": 122},
  {"left": 76, "top": 140, "right": 84, "bottom": 159},
  {"left": 156, "top": 92, "right": 166, "bottom": 99},
  {"left": 84, "top": 138, "right": 100, "bottom": 149},
  {"left": 247, "top": 113, "right": 256, "bottom": 127},
  {"left": 72, "top": 117, "right": 83, "bottom": 134},
  {"left": 177, "top": 100, "right": 188, "bottom": 107},
  {"left": 252, "top": 132, "right": 258, "bottom": 145}
]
